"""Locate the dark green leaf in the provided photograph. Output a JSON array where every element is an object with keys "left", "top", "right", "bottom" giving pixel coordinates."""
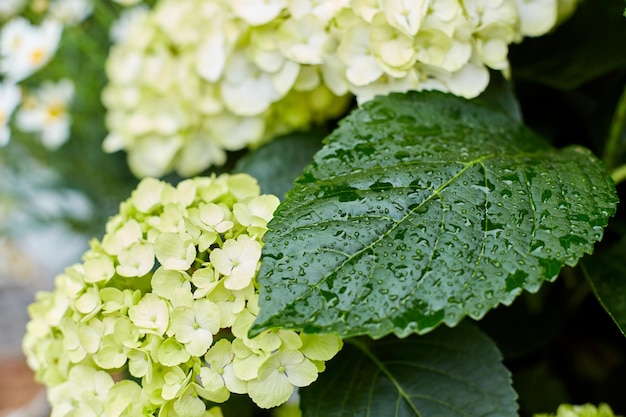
[
  {"left": 477, "top": 71, "right": 523, "bottom": 122},
  {"left": 301, "top": 323, "right": 517, "bottom": 417},
  {"left": 251, "top": 91, "right": 617, "bottom": 339},
  {"left": 509, "top": 0, "right": 626, "bottom": 90},
  {"left": 234, "top": 131, "right": 326, "bottom": 199},
  {"left": 582, "top": 237, "right": 626, "bottom": 336}
]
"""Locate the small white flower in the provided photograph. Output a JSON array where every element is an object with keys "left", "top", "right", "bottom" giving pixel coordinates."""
[
  {"left": 0, "top": 18, "right": 62, "bottom": 82},
  {"left": 128, "top": 293, "right": 170, "bottom": 335},
  {"left": 382, "top": 0, "right": 430, "bottom": 37},
  {"left": 515, "top": 0, "right": 558, "bottom": 36},
  {"left": 220, "top": 52, "right": 281, "bottom": 116},
  {"left": 154, "top": 232, "right": 197, "bottom": 271},
  {"left": 169, "top": 299, "right": 221, "bottom": 356},
  {"left": 370, "top": 13, "right": 417, "bottom": 76},
  {"left": 277, "top": 14, "right": 330, "bottom": 65},
  {"left": 337, "top": 22, "right": 384, "bottom": 86},
  {"left": 247, "top": 350, "right": 319, "bottom": 409},
  {"left": 116, "top": 242, "right": 155, "bottom": 277},
  {"left": 210, "top": 235, "right": 262, "bottom": 290},
  {"left": 15, "top": 79, "right": 74, "bottom": 150},
  {"left": 231, "top": 0, "right": 287, "bottom": 26},
  {"left": 288, "top": 0, "right": 349, "bottom": 23}
]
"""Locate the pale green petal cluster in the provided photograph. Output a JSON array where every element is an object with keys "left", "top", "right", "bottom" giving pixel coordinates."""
[
  {"left": 23, "top": 173, "right": 343, "bottom": 416},
  {"left": 102, "top": 0, "right": 579, "bottom": 178},
  {"left": 534, "top": 403, "right": 621, "bottom": 417}
]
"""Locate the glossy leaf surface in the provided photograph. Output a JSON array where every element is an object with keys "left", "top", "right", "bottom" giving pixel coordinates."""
[
  {"left": 252, "top": 91, "right": 617, "bottom": 339},
  {"left": 301, "top": 323, "right": 517, "bottom": 417}
]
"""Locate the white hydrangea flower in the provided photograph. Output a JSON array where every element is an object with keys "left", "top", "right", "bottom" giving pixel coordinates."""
[
  {"left": 100, "top": 0, "right": 580, "bottom": 178},
  {"left": 129, "top": 293, "right": 170, "bottom": 335},
  {"left": 247, "top": 350, "right": 319, "bottom": 408},
  {"left": 102, "top": 0, "right": 351, "bottom": 178},
  {"left": 210, "top": 235, "right": 262, "bottom": 290},
  {"left": 382, "top": 0, "right": 430, "bottom": 37},
  {"left": 231, "top": 0, "right": 287, "bottom": 26},
  {"left": 23, "top": 173, "right": 343, "bottom": 415},
  {"left": 515, "top": 0, "right": 559, "bottom": 37},
  {"left": 113, "top": 0, "right": 583, "bottom": 177},
  {"left": 15, "top": 79, "right": 74, "bottom": 150},
  {"left": 108, "top": 5, "right": 150, "bottom": 43},
  {"left": 169, "top": 299, "right": 221, "bottom": 356},
  {"left": 199, "top": 339, "right": 247, "bottom": 402}
]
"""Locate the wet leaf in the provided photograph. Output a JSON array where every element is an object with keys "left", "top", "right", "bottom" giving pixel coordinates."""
[
  {"left": 582, "top": 237, "right": 626, "bottom": 336},
  {"left": 251, "top": 91, "right": 617, "bottom": 339},
  {"left": 300, "top": 323, "right": 517, "bottom": 417}
]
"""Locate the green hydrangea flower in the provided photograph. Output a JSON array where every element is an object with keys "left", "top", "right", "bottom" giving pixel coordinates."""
[
  {"left": 23, "top": 173, "right": 343, "bottom": 417},
  {"left": 535, "top": 403, "right": 622, "bottom": 417}
]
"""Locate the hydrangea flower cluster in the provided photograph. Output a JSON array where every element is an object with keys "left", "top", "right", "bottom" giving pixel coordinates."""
[
  {"left": 534, "top": 403, "right": 621, "bottom": 417},
  {"left": 101, "top": 0, "right": 351, "bottom": 178},
  {"left": 22, "top": 173, "right": 343, "bottom": 416},
  {"left": 102, "top": 0, "right": 579, "bottom": 178}
]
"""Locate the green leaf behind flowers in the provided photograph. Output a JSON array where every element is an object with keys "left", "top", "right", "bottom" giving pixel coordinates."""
[
  {"left": 582, "top": 237, "right": 626, "bottom": 336},
  {"left": 234, "top": 131, "right": 326, "bottom": 199},
  {"left": 251, "top": 91, "right": 617, "bottom": 339},
  {"left": 300, "top": 323, "right": 517, "bottom": 417},
  {"left": 509, "top": 0, "right": 626, "bottom": 90}
]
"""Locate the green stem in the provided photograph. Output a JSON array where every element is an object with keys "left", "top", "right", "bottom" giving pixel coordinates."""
[
  {"left": 603, "top": 83, "right": 626, "bottom": 168},
  {"left": 611, "top": 163, "right": 626, "bottom": 185}
]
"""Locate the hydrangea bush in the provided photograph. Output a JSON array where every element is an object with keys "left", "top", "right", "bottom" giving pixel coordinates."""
[
  {"left": 22, "top": 173, "right": 342, "bottom": 416},
  {"left": 6, "top": 0, "right": 626, "bottom": 416},
  {"left": 535, "top": 404, "right": 622, "bottom": 417},
  {"left": 102, "top": 0, "right": 579, "bottom": 177}
]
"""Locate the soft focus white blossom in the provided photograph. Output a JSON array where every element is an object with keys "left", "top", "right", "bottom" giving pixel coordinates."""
[
  {"left": 102, "top": 0, "right": 579, "bottom": 178},
  {"left": 0, "top": 17, "right": 62, "bottom": 82},
  {"left": 23, "top": 173, "right": 343, "bottom": 415},
  {"left": 108, "top": 5, "right": 150, "bottom": 43},
  {"left": 48, "top": 0, "right": 94, "bottom": 26},
  {"left": 0, "top": 0, "right": 26, "bottom": 19},
  {"left": 15, "top": 79, "right": 74, "bottom": 150},
  {"left": 110, "top": 0, "right": 142, "bottom": 6},
  {"left": 0, "top": 82, "right": 22, "bottom": 146}
]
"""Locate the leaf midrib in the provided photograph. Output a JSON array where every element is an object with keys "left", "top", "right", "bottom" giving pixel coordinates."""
[
  {"left": 297, "top": 154, "right": 495, "bottom": 292},
  {"left": 348, "top": 338, "right": 422, "bottom": 417}
]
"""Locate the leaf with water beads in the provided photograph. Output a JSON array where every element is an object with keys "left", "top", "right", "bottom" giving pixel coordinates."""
[{"left": 252, "top": 91, "right": 617, "bottom": 339}]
